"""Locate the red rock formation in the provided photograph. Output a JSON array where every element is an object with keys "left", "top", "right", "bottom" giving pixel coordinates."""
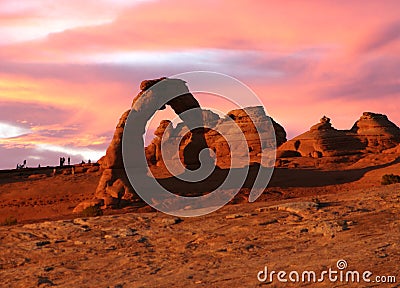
[
  {"left": 76, "top": 75, "right": 400, "bottom": 214},
  {"left": 351, "top": 112, "right": 400, "bottom": 152},
  {"left": 278, "top": 113, "right": 400, "bottom": 158},
  {"left": 145, "top": 106, "right": 287, "bottom": 169},
  {"left": 94, "top": 110, "right": 136, "bottom": 209},
  {"left": 90, "top": 77, "right": 210, "bottom": 210},
  {"left": 89, "top": 89, "right": 287, "bottom": 212},
  {"left": 207, "top": 106, "right": 286, "bottom": 168}
]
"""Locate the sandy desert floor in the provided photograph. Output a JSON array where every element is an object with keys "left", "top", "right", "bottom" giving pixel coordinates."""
[{"left": 0, "top": 156, "right": 399, "bottom": 287}]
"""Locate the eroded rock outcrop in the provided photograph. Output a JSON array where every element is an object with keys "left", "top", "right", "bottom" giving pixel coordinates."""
[
  {"left": 278, "top": 113, "right": 400, "bottom": 158},
  {"left": 78, "top": 78, "right": 287, "bottom": 212},
  {"left": 206, "top": 107, "right": 286, "bottom": 168},
  {"left": 88, "top": 77, "right": 211, "bottom": 210},
  {"left": 76, "top": 75, "right": 399, "bottom": 213},
  {"left": 145, "top": 106, "right": 286, "bottom": 169},
  {"left": 351, "top": 112, "right": 400, "bottom": 152},
  {"left": 92, "top": 110, "right": 135, "bottom": 209}
]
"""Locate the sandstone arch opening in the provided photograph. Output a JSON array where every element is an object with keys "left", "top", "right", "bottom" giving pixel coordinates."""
[
  {"left": 93, "top": 78, "right": 213, "bottom": 209},
  {"left": 133, "top": 78, "right": 211, "bottom": 170},
  {"left": 74, "top": 77, "right": 282, "bottom": 213}
]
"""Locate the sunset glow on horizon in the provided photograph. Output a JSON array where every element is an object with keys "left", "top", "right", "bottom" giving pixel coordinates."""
[{"left": 1, "top": 0, "right": 399, "bottom": 169}]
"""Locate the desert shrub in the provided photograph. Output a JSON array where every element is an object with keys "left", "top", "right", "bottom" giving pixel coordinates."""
[
  {"left": 381, "top": 174, "right": 400, "bottom": 185},
  {"left": 2, "top": 216, "right": 17, "bottom": 226},
  {"left": 81, "top": 206, "right": 103, "bottom": 217}
]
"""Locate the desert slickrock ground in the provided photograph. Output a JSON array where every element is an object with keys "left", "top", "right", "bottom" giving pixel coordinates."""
[{"left": 1, "top": 151, "right": 399, "bottom": 287}]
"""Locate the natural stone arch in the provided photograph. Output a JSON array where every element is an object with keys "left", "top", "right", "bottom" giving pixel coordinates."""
[{"left": 93, "top": 77, "right": 210, "bottom": 209}]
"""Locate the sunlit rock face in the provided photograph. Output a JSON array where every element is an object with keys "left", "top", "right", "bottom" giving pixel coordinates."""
[
  {"left": 351, "top": 112, "right": 400, "bottom": 152},
  {"left": 278, "top": 113, "right": 400, "bottom": 158},
  {"left": 94, "top": 77, "right": 210, "bottom": 208},
  {"left": 89, "top": 78, "right": 288, "bottom": 210},
  {"left": 79, "top": 76, "right": 400, "bottom": 213}
]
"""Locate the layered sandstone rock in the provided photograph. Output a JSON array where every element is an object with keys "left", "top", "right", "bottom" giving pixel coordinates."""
[
  {"left": 351, "top": 112, "right": 400, "bottom": 152},
  {"left": 206, "top": 106, "right": 286, "bottom": 168},
  {"left": 145, "top": 110, "right": 220, "bottom": 168},
  {"left": 85, "top": 77, "right": 287, "bottom": 212},
  {"left": 77, "top": 75, "right": 399, "bottom": 213},
  {"left": 278, "top": 113, "right": 400, "bottom": 158},
  {"left": 225, "top": 106, "right": 286, "bottom": 147},
  {"left": 93, "top": 110, "right": 136, "bottom": 209},
  {"left": 88, "top": 77, "right": 210, "bottom": 210},
  {"left": 145, "top": 106, "right": 287, "bottom": 169},
  {"left": 383, "top": 144, "right": 400, "bottom": 154},
  {"left": 278, "top": 116, "right": 365, "bottom": 158}
]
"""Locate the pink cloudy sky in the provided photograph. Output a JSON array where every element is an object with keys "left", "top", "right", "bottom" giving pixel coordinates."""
[{"left": 0, "top": 0, "right": 399, "bottom": 169}]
